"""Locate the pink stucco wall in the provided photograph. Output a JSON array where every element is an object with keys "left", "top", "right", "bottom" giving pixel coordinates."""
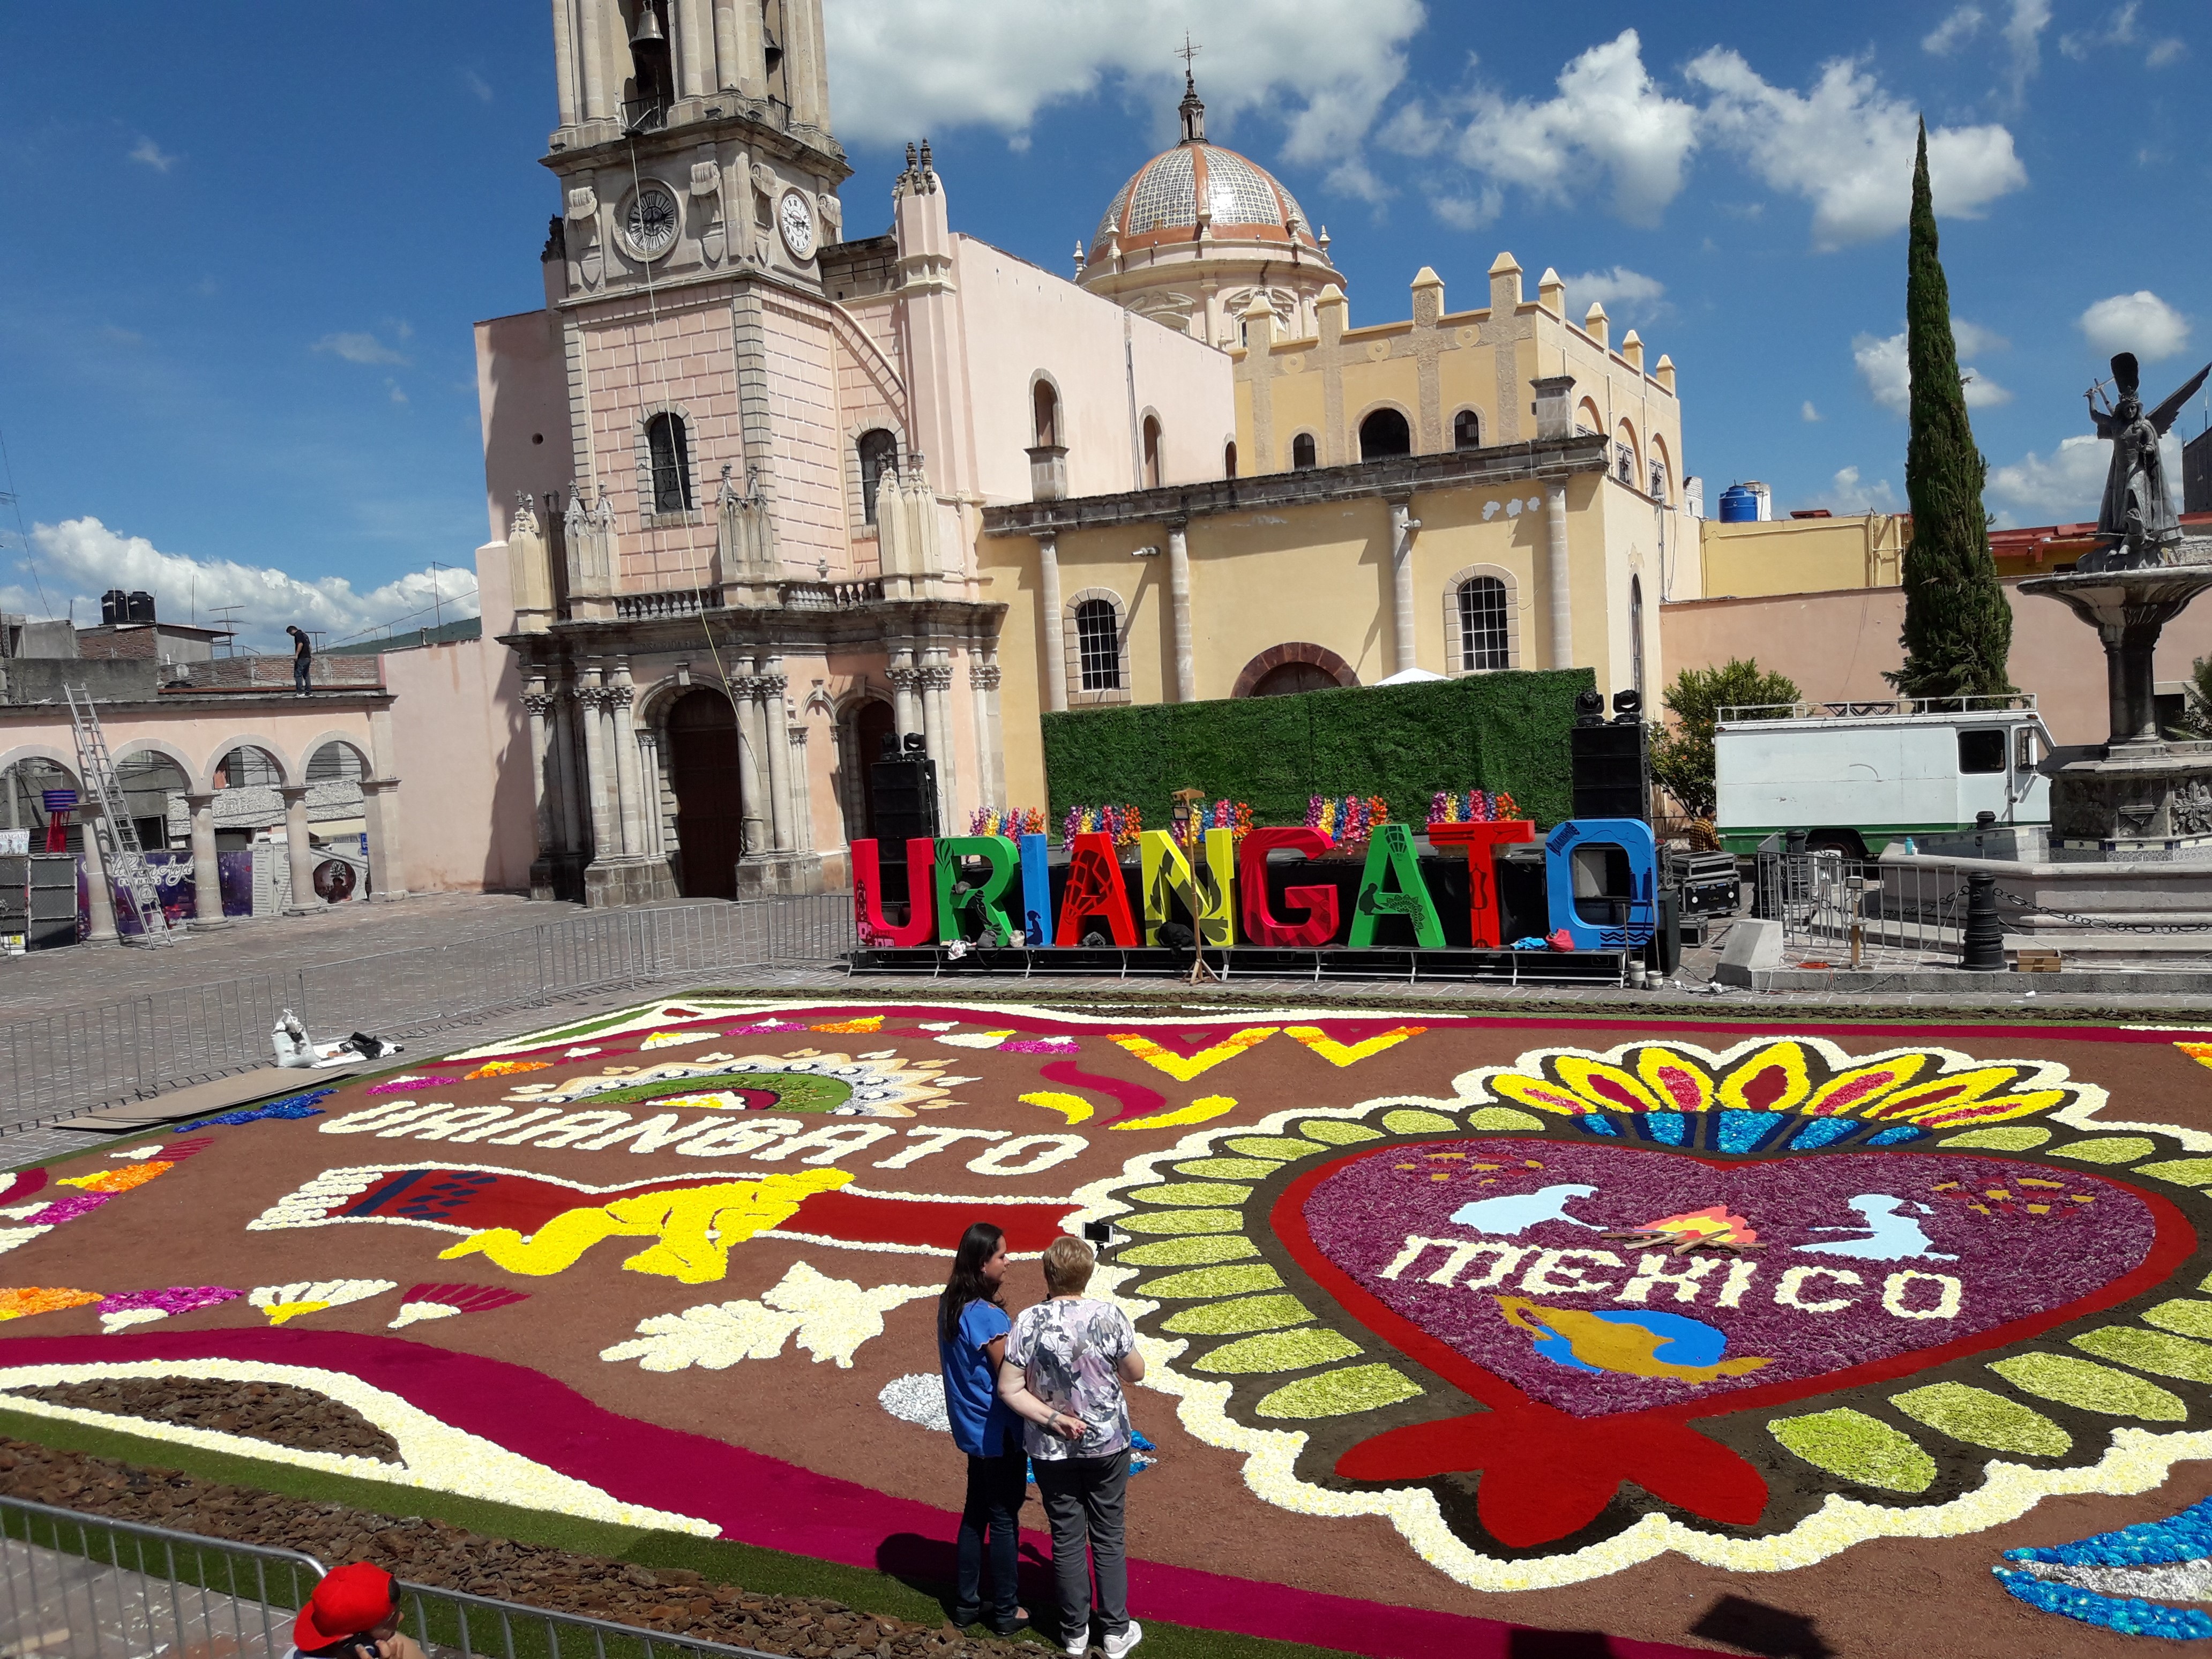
[
  {"left": 1661, "top": 579, "right": 2212, "bottom": 748},
  {"left": 476, "top": 310, "right": 572, "bottom": 544}
]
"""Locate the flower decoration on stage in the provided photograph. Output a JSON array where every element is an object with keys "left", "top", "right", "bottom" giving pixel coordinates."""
[
  {"left": 387, "top": 1282, "right": 531, "bottom": 1329},
  {"left": 1062, "top": 804, "right": 1142, "bottom": 847},
  {"left": 248, "top": 1279, "right": 397, "bottom": 1326},
  {"left": 97, "top": 1286, "right": 241, "bottom": 1333},
  {"left": 1306, "top": 795, "right": 1388, "bottom": 852},
  {"left": 1173, "top": 801, "right": 1253, "bottom": 848},
  {"left": 970, "top": 806, "right": 1046, "bottom": 839},
  {"left": 0, "top": 1288, "right": 103, "bottom": 1321},
  {"left": 1429, "top": 789, "right": 1518, "bottom": 825},
  {"left": 1074, "top": 1034, "right": 2212, "bottom": 1591},
  {"left": 600, "top": 1261, "right": 935, "bottom": 1371}
]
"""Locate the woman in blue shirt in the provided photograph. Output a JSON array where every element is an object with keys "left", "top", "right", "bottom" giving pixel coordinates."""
[{"left": 937, "top": 1221, "right": 1029, "bottom": 1633}]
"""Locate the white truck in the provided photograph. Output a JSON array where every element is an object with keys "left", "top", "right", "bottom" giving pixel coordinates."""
[{"left": 1713, "top": 697, "right": 2054, "bottom": 858}]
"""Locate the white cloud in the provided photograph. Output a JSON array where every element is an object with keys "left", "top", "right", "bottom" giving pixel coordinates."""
[
  {"left": 1429, "top": 191, "right": 1498, "bottom": 230},
  {"left": 1950, "top": 317, "right": 2011, "bottom": 356},
  {"left": 1802, "top": 401, "right": 1823, "bottom": 423},
  {"left": 1825, "top": 466, "right": 1900, "bottom": 514},
  {"left": 313, "top": 331, "right": 410, "bottom": 367},
  {"left": 1923, "top": 6, "right": 1985, "bottom": 53},
  {"left": 2146, "top": 37, "right": 2186, "bottom": 68},
  {"left": 1686, "top": 49, "right": 2027, "bottom": 248},
  {"left": 385, "top": 379, "right": 409, "bottom": 406},
  {"left": 462, "top": 69, "right": 494, "bottom": 103},
  {"left": 1852, "top": 326, "right": 2012, "bottom": 415},
  {"left": 1563, "top": 266, "right": 1667, "bottom": 324},
  {"left": 128, "top": 137, "right": 177, "bottom": 173},
  {"left": 823, "top": 0, "right": 1423, "bottom": 199},
  {"left": 1986, "top": 430, "right": 2186, "bottom": 523},
  {"left": 1998, "top": 0, "right": 2053, "bottom": 106},
  {"left": 1433, "top": 31, "right": 1700, "bottom": 227},
  {"left": 2060, "top": 2, "right": 2139, "bottom": 59},
  {"left": 3, "top": 517, "right": 479, "bottom": 651},
  {"left": 99, "top": 325, "right": 144, "bottom": 347},
  {"left": 2078, "top": 291, "right": 2192, "bottom": 361}
]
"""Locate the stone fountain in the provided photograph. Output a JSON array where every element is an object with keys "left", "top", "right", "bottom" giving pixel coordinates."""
[{"left": 2019, "top": 352, "right": 2212, "bottom": 861}]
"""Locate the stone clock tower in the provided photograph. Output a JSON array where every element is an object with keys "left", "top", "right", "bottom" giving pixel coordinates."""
[{"left": 544, "top": 0, "right": 847, "bottom": 299}]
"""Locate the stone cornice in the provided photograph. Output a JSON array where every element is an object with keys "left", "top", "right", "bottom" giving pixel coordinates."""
[{"left": 982, "top": 435, "right": 1612, "bottom": 538}]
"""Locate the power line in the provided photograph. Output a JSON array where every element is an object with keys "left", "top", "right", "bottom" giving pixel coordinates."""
[{"left": 0, "top": 425, "right": 54, "bottom": 620}]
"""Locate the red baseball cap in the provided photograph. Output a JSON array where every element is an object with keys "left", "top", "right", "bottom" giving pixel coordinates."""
[{"left": 294, "top": 1562, "right": 398, "bottom": 1650}]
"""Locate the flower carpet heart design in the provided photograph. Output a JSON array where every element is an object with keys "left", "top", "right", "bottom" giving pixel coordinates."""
[{"left": 1088, "top": 1035, "right": 2212, "bottom": 1590}]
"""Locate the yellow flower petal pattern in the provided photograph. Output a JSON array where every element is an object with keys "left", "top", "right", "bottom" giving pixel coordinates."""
[
  {"left": 1284, "top": 1026, "right": 1427, "bottom": 1067},
  {"left": 1108, "top": 1028, "right": 1279, "bottom": 1082},
  {"left": 1018, "top": 1091, "right": 1095, "bottom": 1125},
  {"left": 1110, "top": 1095, "right": 1237, "bottom": 1132}
]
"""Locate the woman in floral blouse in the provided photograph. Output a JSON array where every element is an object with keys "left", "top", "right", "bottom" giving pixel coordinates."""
[{"left": 998, "top": 1235, "right": 1146, "bottom": 1659}]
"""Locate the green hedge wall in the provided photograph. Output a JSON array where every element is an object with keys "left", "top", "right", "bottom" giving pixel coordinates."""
[{"left": 1040, "top": 669, "right": 1593, "bottom": 832}]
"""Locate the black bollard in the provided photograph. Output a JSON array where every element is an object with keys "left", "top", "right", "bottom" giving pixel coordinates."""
[{"left": 1960, "top": 870, "right": 2005, "bottom": 972}]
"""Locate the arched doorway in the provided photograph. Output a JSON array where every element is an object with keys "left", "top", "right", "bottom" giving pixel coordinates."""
[
  {"left": 1359, "top": 408, "right": 1411, "bottom": 460},
  {"left": 667, "top": 689, "right": 745, "bottom": 899},
  {"left": 854, "top": 699, "right": 896, "bottom": 839},
  {"left": 1251, "top": 661, "right": 1338, "bottom": 697}
]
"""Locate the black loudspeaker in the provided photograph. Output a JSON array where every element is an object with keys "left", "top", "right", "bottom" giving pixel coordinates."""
[
  {"left": 1570, "top": 720, "right": 1651, "bottom": 821},
  {"left": 870, "top": 756, "right": 940, "bottom": 846}
]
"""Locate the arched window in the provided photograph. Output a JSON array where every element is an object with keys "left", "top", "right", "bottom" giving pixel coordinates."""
[
  {"left": 1630, "top": 574, "right": 1646, "bottom": 698},
  {"left": 1576, "top": 399, "right": 1604, "bottom": 438},
  {"left": 1223, "top": 440, "right": 1237, "bottom": 480},
  {"left": 646, "top": 413, "right": 692, "bottom": 512},
  {"left": 1291, "top": 432, "right": 1317, "bottom": 470},
  {"left": 1359, "top": 408, "right": 1411, "bottom": 460},
  {"left": 1074, "top": 598, "right": 1121, "bottom": 691},
  {"left": 1457, "top": 576, "right": 1511, "bottom": 672},
  {"left": 1033, "top": 379, "right": 1060, "bottom": 448},
  {"left": 856, "top": 429, "right": 899, "bottom": 526},
  {"left": 1453, "top": 409, "right": 1482, "bottom": 451},
  {"left": 1141, "top": 415, "right": 1163, "bottom": 489},
  {"left": 1648, "top": 458, "right": 1668, "bottom": 500},
  {"left": 1615, "top": 422, "right": 1638, "bottom": 485}
]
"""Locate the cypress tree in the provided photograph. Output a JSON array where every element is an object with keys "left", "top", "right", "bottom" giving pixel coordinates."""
[{"left": 1886, "top": 118, "right": 2013, "bottom": 700}]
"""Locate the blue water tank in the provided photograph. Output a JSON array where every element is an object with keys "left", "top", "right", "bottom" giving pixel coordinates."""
[{"left": 1718, "top": 483, "right": 1759, "bottom": 522}]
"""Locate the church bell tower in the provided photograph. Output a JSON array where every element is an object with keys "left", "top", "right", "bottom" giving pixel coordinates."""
[{"left": 543, "top": 0, "right": 849, "bottom": 297}]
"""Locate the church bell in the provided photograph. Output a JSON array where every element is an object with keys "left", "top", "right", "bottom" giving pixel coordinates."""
[{"left": 629, "top": 3, "right": 667, "bottom": 49}]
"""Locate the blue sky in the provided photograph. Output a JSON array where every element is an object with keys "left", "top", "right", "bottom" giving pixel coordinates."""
[{"left": 1, "top": 2, "right": 2206, "bottom": 647}]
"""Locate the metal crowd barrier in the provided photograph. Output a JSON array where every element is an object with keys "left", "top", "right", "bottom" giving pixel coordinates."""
[
  {"left": 0, "top": 1492, "right": 775, "bottom": 1658},
  {"left": 1752, "top": 851, "right": 1976, "bottom": 965},
  {"left": 0, "top": 894, "right": 856, "bottom": 1135}
]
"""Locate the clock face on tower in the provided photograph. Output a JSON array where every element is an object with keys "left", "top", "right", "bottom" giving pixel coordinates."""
[
  {"left": 624, "top": 185, "right": 679, "bottom": 259},
  {"left": 778, "top": 189, "right": 816, "bottom": 261}
]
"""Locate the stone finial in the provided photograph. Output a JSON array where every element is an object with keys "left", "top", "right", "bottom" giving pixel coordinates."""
[
  {"left": 1240, "top": 289, "right": 1278, "bottom": 350},
  {"left": 1537, "top": 267, "right": 1565, "bottom": 316},
  {"left": 1316, "top": 282, "right": 1348, "bottom": 345},
  {"left": 1621, "top": 329, "right": 1645, "bottom": 373},
  {"left": 1410, "top": 266, "right": 1444, "bottom": 327},
  {"left": 1073, "top": 240, "right": 1087, "bottom": 274},
  {"left": 1487, "top": 251, "right": 1522, "bottom": 313},
  {"left": 1655, "top": 354, "right": 1677, "bottom": 394},
  {"left": 1583, "top": 302, "right": 1609, "bottom": 349}
]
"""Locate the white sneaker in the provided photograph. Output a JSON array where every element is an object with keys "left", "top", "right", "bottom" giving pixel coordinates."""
[
  {"left": 1064, "top": 1637, "right": 1089, "bottom": 1657},
  {"left": 1104, "top": 1621, "right": 1142, "bottom": 1659}
]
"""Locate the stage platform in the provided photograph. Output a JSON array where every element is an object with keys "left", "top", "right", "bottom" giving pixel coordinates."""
[{"left": 844, "top": 943, "right": 1633, "bottom": 984}]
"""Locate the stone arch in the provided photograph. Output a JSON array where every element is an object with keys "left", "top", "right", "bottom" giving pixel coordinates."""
[
  {"left": 297, "top": 730, "right": 375, "bottom": 778},
  {"left": 1231, "top": 643, "right": 1357, "bottom": 699},
  {"left": 634, "top": 400, "right": 701, "bottom": 525},
  {"left": 1222, "top": 434, "right": 1239, "bottom": 480},
  {"left": 1289, "top": 431, "right": 1318, "bottom": 470},
  {"left": 1576, "top": 397, "right": 1604, "bottom": 437},
  {"left": 0, "top": 744, "right": 83, "bottom": 793},
  {"left": 1613, "top": 418, "right": 1640, "bottom": 487},
  {"left": 1065, "top": 586, "right": 1133, "bottom": 706},
  {"left": 1029, "top": 371, "right": 1065, "bottom": 449},
  {"left": 664, "top": 684, "right": 748, "bottom": 899},
  {"left": 102, "top": 737, "right": 199, "bottom": 793},
  {"left": 845, "top": 420, "right": 909, "bottom": 532},
  {"left": 198, "top": 735, "right": 295, "bottom": 794},
  {"left": 1139, "top": 407, "right": 1165, "bottom": 489},
  {"left": 1443, "top": 563, "right": 1521, "bottom": 674},
  {"left": 1354, "top": 401, "right": 1414, "bottom": 461},
  {"left": 1647, "top": 432, "right": 1673, "bottom": 503},
  {"left": 833, "top": 687, "right": 899, "bottom": 846},
  {"left": 1450, "top": 407, "right": 1485, "bottom": 451}
]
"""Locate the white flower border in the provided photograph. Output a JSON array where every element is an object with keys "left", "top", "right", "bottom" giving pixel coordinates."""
[
  {"left": 1066, "top": 1033, "right": 2212, "bottom": 1589},
  {"left": 0, "top": 1358, "right": 718, "bottom": 1537}
]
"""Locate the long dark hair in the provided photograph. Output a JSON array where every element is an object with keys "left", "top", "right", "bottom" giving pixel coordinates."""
[{"left": 938, "top": 1221, "right": 1006, "bottom": 1344}]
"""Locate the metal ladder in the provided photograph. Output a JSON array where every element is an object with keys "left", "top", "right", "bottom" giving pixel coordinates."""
[{"left": 62, "top": 684, "right": 172, "bottom": 944}]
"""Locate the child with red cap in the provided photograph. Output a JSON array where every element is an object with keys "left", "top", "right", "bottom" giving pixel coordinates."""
[{"left": 287, "top": 1562, "right": 426, "bottom": 1659}]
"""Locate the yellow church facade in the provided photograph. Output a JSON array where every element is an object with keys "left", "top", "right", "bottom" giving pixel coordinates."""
[{"left": 981, "top": 245, "right": 1699, "bottom": 819}]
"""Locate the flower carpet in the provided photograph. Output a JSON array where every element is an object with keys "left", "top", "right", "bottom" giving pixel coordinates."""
[{"left": 4, "top": 999, "right": 2212, "bottom": 1655}]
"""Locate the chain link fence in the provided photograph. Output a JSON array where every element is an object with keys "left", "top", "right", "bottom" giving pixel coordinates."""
[
  {"left": 0, "top": 894, "right": 855, "bottom": 1135},
  {"left": 0, "top": 1492, "right": 773, "bottom": 1658}
]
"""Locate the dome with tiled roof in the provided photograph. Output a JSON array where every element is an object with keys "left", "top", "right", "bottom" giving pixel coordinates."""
[
  {"left": 1077, "top": 72, "right": 1342, "bottom": 347},
  {"left": 1088, "top": 76, "right": 1324, "bottom": 258}
]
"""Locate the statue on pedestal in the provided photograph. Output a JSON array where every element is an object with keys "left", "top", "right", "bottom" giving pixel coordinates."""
[{"left": 2083, "top": 352, "right": 2209, "bottom": 571}]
